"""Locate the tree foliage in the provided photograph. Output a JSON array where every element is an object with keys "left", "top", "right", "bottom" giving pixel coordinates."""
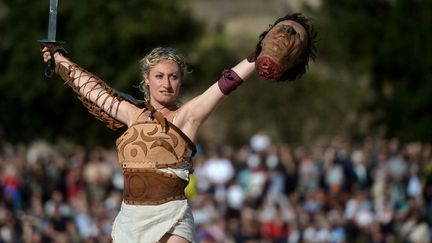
[
  {"left": 318, "top": 0, "right": 432, "bottom": 142},
  {"left": 1, "top": 0, "right": 431, "bottom": 147},
  {"left": 0, "top": 0, "right": 203, "bottom": 146}
]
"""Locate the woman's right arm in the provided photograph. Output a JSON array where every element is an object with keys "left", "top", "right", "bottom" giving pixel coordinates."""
[{"left": 42, "top": 47, "right": 139, "bottom": 128}]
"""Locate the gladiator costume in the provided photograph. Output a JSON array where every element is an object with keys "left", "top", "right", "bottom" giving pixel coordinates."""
[
  {"left": 116, "top": 107, "right": 196, "bottom": 206},
  {"left": 113, "top": 108, "right": 197, "bottom": 242},
  {"left": 44, "top": 45, "right": 197, "bottom": 241}
]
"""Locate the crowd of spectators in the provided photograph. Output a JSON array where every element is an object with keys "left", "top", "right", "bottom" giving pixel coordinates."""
[{"left": 1, "top": 133, "right": 432, "bottom": 242}]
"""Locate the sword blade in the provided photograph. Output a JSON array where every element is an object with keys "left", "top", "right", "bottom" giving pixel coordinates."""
[{"left": 47, "top": 0, "right": 58, "bottom": 42}]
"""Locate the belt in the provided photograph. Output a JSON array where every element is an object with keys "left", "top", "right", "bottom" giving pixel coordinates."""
[{"left": 123, "top": 168, "right": 187, "bottom": 205}]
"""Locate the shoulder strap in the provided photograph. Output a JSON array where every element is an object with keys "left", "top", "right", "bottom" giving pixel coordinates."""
[
  {"left": 143, "top": 102, "right": 169, "bottom": 133},
  {"left": 166, "top": 111, "right": 177, "bottom": 123}
]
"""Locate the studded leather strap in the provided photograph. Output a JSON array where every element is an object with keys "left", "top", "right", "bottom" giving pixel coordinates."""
[{"left": 123, "top": 168, "right": 187, "bottom": 205}]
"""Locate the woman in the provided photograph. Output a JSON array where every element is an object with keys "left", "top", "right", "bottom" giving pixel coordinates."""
[{"left": 41, "top": 13, "right": 316, "bottom": 243}]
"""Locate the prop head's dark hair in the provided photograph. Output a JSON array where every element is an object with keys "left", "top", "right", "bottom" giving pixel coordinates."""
[{"left": 254, "top": 13, "right": 318, "bottom": 82}]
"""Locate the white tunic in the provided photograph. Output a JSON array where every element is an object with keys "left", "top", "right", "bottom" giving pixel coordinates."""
[
  {"left": 112, "top": 199, "right": 194, "bottom": 243},
  {"left": 111, "top": 166, "right": 195, "bottom": 243}
]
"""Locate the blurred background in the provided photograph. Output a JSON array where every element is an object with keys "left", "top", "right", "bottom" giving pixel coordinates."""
[{"left": 1, "top": 0, "right": 432, "bottom": 242}]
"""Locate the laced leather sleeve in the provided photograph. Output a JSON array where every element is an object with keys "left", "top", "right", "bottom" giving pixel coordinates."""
[{"left": 55, "top": 61, "right": 136, "bottom": 130}]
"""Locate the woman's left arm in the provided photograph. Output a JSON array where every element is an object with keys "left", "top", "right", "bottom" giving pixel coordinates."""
[{"left": 175, "top": 59, "right": 255, "bottom": 141}]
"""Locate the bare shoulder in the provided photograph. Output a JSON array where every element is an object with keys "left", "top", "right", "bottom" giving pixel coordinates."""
[
  {"left": 172, "top": 101, "right": 193, "bottom": 128},
  {"left": 172, "top": 101, "right": 200, "bottom": 142},
  {"left": 118, "top": 100, "right": 144, "bottom": 127}
]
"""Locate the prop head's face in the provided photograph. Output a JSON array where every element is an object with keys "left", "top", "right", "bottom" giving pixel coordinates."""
[{"left": 256, "top": 20, "right": 308, "bottom": 81}]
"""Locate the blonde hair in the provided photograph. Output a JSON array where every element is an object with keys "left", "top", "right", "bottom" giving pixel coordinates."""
[{"left": 138, "top": 47, "right": 188, "bottom": 101}]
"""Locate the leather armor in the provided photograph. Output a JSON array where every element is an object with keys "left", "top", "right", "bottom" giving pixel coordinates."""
[{"left": 116, "top": 119, "right": 196, "bottom": 205}]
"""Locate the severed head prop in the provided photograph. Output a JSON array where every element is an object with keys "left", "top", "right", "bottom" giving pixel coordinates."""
[{"left": 252, "top": 13, "right": 317, "bottom": 82}]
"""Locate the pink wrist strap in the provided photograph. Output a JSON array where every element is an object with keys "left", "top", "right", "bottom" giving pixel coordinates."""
[{"left": 217, "top": 69, "right": 244, "bottom": 95}]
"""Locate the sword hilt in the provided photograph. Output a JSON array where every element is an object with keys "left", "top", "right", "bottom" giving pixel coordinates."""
[
  {"left": 38, "top": 40, "right": 64, "bottom": 78},
  {"left": 45, "top": 56, "right": 55, "bottom": 78}
]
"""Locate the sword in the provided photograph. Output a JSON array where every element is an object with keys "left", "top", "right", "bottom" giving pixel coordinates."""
[{"left": 39, "top": 0, "right": 61, "bottom": 78}]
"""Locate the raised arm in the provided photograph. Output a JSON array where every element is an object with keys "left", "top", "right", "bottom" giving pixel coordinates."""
[
  {"left": 174, "top": 13, "right": 317, "bottom": 141},
  {"left": 41, "top": 44, "right": 140, "bottom": 129},
  {"left": 174, "top": 59, "right": 255, "bottom": 141}
]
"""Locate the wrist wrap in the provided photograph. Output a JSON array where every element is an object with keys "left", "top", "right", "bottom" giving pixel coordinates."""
[{"left": 217, "top": 69, "right": 244, "bottom": 95}]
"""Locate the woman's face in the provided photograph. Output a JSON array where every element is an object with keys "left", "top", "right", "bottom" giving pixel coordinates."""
[{"left": 145, "top": 59, "right": 182, "bottom": 107}]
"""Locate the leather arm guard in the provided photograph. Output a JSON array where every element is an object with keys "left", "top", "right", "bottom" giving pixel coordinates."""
[{"left": 55, "top": 62, "right": 138, "bottom": 130}]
